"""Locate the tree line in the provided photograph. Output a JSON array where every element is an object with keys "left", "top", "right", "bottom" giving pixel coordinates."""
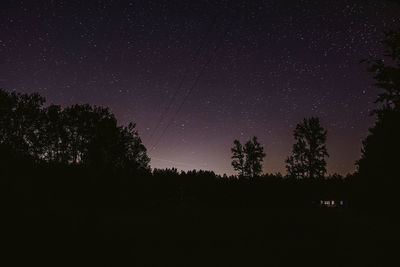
[
  {"left": 231, "top": 117, "right": 328, "bottom": 180},
  {"left": 0, "top": 86, "right": 349, "bottom": 214},
  {"left": 0, "top": 89, "right": 149, "bottom": 173},
  {"left": 0, "top": 86, "right": 335, "bottom": 183},
  {"left": 1, "top": 24, "right": 399, "bottom": 214}
]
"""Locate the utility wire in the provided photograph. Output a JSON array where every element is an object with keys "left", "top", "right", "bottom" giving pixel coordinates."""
[
  {"left": 147, "top": 15, "right": 218, "bottom": 145},
  {"left": 151, "top": 20, "right": 233, "bottom": 150}
]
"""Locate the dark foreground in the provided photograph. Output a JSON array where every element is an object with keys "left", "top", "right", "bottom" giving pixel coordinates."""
[
  {"left": 1, "top": 165, "right": 398, "bottom": 266},
  {"left": 3, "top": 203, "right": 398, "bottom": 266}
]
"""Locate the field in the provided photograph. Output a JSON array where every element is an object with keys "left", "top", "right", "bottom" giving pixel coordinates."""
[{"left": 4, "top": 202, "right": 397, "bottom": 266}]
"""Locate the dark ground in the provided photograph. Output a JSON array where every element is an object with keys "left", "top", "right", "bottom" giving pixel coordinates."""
[{"left": 3, "top": 203, "right": 398, "bottom": 266}]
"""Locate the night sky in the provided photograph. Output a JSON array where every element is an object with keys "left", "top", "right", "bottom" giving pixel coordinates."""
[{"left": 1, "top": 0, "right": 399, "bottom": 175}]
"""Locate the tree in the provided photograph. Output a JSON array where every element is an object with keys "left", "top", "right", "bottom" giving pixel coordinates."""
[
  {"left": 0, "top": 88, "right": 45, "bottom": 158},
  {"left": 231, "top": 139, "right": 245, "bottom": 177},
  {"left": 244, "top": 136, "right": 266, "bottom": 178},
  {"left": 41, "top": 104, "right": 67, "bottom": 162},
  {"left": 357, "top": 29, "right": 400, "bottom": 208},
  {"left": 114, "top": 122, "right": 150, "bottom": 172},
  {"left": 0, "top": 88, "right": 150, "bottom": 172},
  {"left": 61, "top": 105, "right": 150, "bottom": 171},
  {"left": 363, "top": 30, "right": 400, "bottom": 114},
  {"left": 285, "top": 117, "right": 328, "bottom": 179},
  {"left": 357, "top": 110, "right": 400, "bottom": 179},
  {"left": 231, "top": 137, "right": 266, "bottom": 178}
]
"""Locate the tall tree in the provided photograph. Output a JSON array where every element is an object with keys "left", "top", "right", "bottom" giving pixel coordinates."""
[
  {"left": 286, "top": 117, "right": 328, "bottom": 179},
  {"left": 231, "top": 139, "right": 245, "bottom": 177},
  {"left": 244, "top": 136, "right": 266, "bottom": 178},
  {"left": 357, "top": 28, "right": 400, "bottom": 205},
  {"left": 231, "top": 137, "right": 265, "bottom": 178}
]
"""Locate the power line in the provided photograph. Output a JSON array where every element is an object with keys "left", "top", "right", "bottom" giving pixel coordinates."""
[
  {"left": 151, "top": 20, "right": 234, "bottom": 150},
  {"left": 147, "top": 15, "right": 218, "bottom": 145}
]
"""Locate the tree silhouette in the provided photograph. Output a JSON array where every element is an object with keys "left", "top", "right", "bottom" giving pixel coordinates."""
[
  {"left": 363, "top": 30, "right": 400, "bottom": 114},
  {"left": 286, "top": 117, "right": 328, "bottom": 179},
  {"left": 357, "top": 29, "right": 400, "bottom": 209},
  {"left": 231, "top": 137, "right": 265, "bottom": 178},
  {"left": 114, "top": 122, "right": 150, "bottom": 171},
  {"left": 0, "top": 88, "right": 150, "bottom": 172},
  {"left": 244, "top": 136, "right": 266, "bottom": 178},
  {"left": 231, "top": 139, "right": 245, "bottom": 177},
  {"left": 357, "top": 110, "right": 400, "bottom": 180},
  {"left": 0, "top": 89, "right": 45, "bottom": 159}
]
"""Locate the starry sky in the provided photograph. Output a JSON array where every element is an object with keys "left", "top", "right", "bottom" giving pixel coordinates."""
[{"left": 1, "top": 0, "right": 399, "bottom": 175}]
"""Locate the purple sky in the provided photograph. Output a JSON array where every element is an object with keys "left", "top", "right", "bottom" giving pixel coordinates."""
[{"left": 1, "top": 0, "right": 399, "bottom": 175}]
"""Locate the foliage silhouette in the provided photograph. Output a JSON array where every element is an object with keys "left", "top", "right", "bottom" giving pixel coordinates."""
[
  {"left": 286, "top": 117, "right": 328, "bottom": 179},
  {"left": 244, "top": 136, "right": 266, "bottom": 178},
  {"left": 0, "top": 89, "right": 45, "bottom": 158},
  {"left": 231, "top": 136, "right": 265, "bottom": 178},
  {"left": 363, "top": 30, "right": 400, "bottom": 114},
  {"left": 231, "top": 139, "right": 245, "bottom": 177},
  {"left": 356, "top": 29, "right": 400, "bottom": 212},
  {"left": 0, "top": 88, "right": 150, "bottom": 172},
  {"left": 0, "top": 88, "right": 389, "bottom": 266}
]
